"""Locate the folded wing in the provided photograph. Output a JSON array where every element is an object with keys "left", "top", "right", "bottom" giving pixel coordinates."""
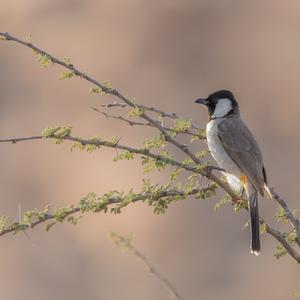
[{"left": 217, "top": 118, "right": 266, "bottom": 195}]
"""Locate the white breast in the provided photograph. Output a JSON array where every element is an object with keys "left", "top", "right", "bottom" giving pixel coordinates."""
[{"left": 206, "top": 119, "right": 243, "bottom": 195}]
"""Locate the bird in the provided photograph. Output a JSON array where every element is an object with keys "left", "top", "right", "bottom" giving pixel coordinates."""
[{"left": 195, "top": 89, "right": 270, "bottom": 255}]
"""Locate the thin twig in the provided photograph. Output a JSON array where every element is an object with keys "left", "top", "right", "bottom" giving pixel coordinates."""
[
  {"left": 100, "top": 102, "right": 199, "bottom": 130},
  {"left": 101, "top": 102, "right": 179, "bottom": 120},
  {"left": 91, "top": 107, "right": 203, "bottom": 138},
  {"left": 111, "top": 233, "right": 184, "bottom": 300},
  {"left": 92, "top": 107, "right": 151, "bottom": 126},
  {"left": 101, "top": 101, "right": 200, "bottom": 130}
]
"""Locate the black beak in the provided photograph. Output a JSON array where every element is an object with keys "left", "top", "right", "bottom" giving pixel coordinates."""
[{"left": 195, "top": 98, "right": 209, "bottom": 105}]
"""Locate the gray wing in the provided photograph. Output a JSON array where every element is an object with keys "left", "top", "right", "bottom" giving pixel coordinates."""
[{"left": 217, "top": 118, "right": 265, "bottom": 194}]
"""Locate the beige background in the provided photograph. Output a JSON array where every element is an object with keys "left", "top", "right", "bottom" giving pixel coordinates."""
[{"left": 1, "top": 1, "right": 300, "bottom": 299}]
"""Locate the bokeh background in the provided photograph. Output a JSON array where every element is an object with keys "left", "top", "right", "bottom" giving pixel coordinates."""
[{"left": 1, "top": 1, "right": 300, "bottom": 299}]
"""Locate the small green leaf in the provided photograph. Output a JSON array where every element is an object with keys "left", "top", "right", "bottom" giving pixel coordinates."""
[
  {"left": 110, "top": 136, "right": 120, "bottom": 145},
  {"left": 89, "top": 87, "right": 103, "bottom": 94},
  {"left": 170, "top": 167, "right": 182, "bottom": 181},
  {"left": 67, "top": 215, "right": 82, "bottom": 225},
  {"left": 286, "top": 230, "right": 297, "bottom": 244},
  {"left": 214, "top": 194, "right": 231, "bottom": 211},
  {"left": 113, "top": 151, "right": 135, "bottom": 161},
  {"left": 274, "top": 243, "right": 288, "bottom": 259},
  {"left": 143, "top": 134, "right": 166, "bottom": 150},
  {"left": 128, "top": 107, "right": 145, "bottom": 118},
  {"left": 36, "top": 52, "right": 52, "bottom": 67},
  {"left": 25, "top": 34, "right": 32, "bottom": 43},
  {"left": 198, "top": 128, "right": 207, "bottom": 139},
  {"left": 196, "top": 183, "right": 218, "bottom": 200},
  {"left": 141, "top": 152, "right": 169, "bottom": 173},
  {"left": 274, "top": 206, "right": 289, "bottom": 224},
  {"left": 42, "top": 126, "right": 58, "bottom": 138},
  {"left": 110, "top": 232, "right": 134, "bottom": 252},
  {"left": 181, "top": 157, "right": 193, "bottom": 165},
  {"left": 41, "top": 126, "right": 71, "bottom": 139},
  {"left": 103, "top": 80, "right": 113, "bottom": 89},
  {"left": 54, "top": 126, "right": 72, "bottom": 138},
  {"left": 195, "top": 150, "right": 209, "bottom": 158},
  {"left": 259, "top": 222, "right": 267, "bottom": 235},
  {"left": 71, "top": 142, "right": 85, "bottom": 152},
  {"left": 234, "top": 199, "right": 247, "bottom": 213},
  {"left": 44, "top": 222, "right": 56, "bottom": 232},
  {"left": 172, "top": 118, "right": 192, "bottom": 132},
  {"left": 54, "top": 206, "right": 73, "bottom": 222},
  {"left": 59, "top": 70, "right": 75, "bottom": 80},
  {"left": 63, "top": 57, "right": 72, "bottom": 65},
  {"left": 190, "top": 135, "right": 199, "bottom": 143},
  {"left": 0, "top": 216, "right": 10, "bottom": 234}
]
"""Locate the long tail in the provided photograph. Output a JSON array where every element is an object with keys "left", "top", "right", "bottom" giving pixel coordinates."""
[{"left": 249, "top": 190, "right": 260, "bottom": 256}]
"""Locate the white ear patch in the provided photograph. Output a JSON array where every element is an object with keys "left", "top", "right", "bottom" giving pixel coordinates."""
[{"left": 212, "top": 98, "right": 233, "bottom": 118}]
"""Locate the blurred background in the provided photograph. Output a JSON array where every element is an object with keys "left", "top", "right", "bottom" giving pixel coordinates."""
[{"left": 0, "top": 1, "right": 300, "bottom": 299}]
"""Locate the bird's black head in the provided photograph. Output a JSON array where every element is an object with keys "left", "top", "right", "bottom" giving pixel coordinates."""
[{"left": 195, "top": 90, "right": 239, "bottom": 119}]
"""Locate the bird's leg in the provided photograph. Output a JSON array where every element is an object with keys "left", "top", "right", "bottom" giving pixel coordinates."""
[{"left": 231, "top": 175, "right": 247, "bottom": 205}]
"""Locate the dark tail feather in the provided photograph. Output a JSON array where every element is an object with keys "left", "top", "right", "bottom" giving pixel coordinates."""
[{"left": 249, "top": 191, "right": 260, "bottom": 256}]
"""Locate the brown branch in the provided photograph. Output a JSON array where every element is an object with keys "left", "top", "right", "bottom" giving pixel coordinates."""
[
  {"left": 0, "top": 136, "right": 43, "bottom": 143},
  {"left": 0, "top": 134, "right": 200, "bottom": 172},
  {"left": 0, "top": 132, "right": 222, "bottom": 176},
  {"left": 0, "top": 187, "right": 213, "bottom": 237},
  {"left": 268, "top": 188, "right": 300, "bottom": 247},
  {"left": 265, "top": 223, "right": 300, "bottom": 262}
]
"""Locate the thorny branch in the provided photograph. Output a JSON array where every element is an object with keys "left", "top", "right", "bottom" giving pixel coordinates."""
[{"left": 0, "top": 32, "right": 300, "bottom": 264}]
